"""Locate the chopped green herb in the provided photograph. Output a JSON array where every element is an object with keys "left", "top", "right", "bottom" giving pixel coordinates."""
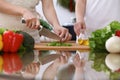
[{"left": 47, "top": 41, "right": 72, "bottom": 46}]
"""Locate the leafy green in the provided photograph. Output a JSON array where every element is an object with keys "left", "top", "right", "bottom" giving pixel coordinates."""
[
  {"left": 47, "top": 41, "right": 72, "bottom": 46},
  {"left": 110, "top": 21, "right": 120, "bottom": 33},
  {"left": 89, "top": 21, "right": 120, "bottom": 80}
]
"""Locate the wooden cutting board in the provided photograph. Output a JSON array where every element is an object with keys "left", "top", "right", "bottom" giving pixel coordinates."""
[{"left": 34, "top": 41, "right": 90, "bottom": 51}]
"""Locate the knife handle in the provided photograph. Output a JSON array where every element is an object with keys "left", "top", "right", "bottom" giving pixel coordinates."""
[
  {"left": 21, "top": 18, "right": 42, "bottom": 30},
  {"left": 21, "top": 18, "right": 26, "bottom": 23}
]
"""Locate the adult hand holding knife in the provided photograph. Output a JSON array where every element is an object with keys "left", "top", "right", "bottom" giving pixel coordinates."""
[
  {"left": 22, "top": 18, "right": 72, "bottom": 42},
  {"left": 22, "top": 18, "right": 61, "bottom": 41}
]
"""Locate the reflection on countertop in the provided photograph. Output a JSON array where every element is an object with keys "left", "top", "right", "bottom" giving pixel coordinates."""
[
  {"left": 35, "top": 50, "right": 109, "bottom": 80},
  {"left": 0, "top": 50, "right": 110, "bottom": 80}
]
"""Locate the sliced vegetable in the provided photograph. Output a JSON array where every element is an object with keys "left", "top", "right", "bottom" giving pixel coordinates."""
[{"left": 47, "top": 41, "right": 72, "bottom": 46}]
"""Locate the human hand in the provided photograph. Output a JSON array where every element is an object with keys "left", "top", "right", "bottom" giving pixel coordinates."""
[
  {"left": 22, "top": 62, "right": 40, "bottom": 74},
  {"left": 74, "top": 21, "right": 86, "bottom": 36},
  {"left": 73, "top": 53, "right": 85, "bottom": 80},
  {"left": 53, "top": 51, "right": 71, "bottom": 68},
  {"left": 21, "top": 62, "right": 40, "bottom": 79},
  {"left": 73, "top": 53, "right": 85, "bottom": 70},
  {"left": 22, "top": 10, "right": 40, "bottom": 29},
  {"left": 53, "top": 26, "right": 72, "bottom": 42}
]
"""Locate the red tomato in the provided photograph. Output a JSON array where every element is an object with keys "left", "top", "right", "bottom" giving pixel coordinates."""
[{"left": 115, "top": 30, "right": 120, "bottom": 37}]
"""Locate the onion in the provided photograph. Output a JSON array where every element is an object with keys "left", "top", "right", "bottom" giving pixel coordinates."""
[
  {"left": 105, "top": 53, "right": 120, "bottom": 72},
  {"left": 105, "top": 36, "right": 120, "bottom": 53}
]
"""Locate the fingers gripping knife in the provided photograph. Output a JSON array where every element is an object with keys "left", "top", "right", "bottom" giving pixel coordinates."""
[{"left": 21, "top": 19, "right": 61, "bottom": 41}]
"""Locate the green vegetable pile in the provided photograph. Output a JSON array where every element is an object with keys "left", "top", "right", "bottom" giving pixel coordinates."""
[
  {"left": 47, "top": 41, "right": 72, "bottom": 46},
  {"left": 89, "top": 21, "right": 120, "bottom": 80}
]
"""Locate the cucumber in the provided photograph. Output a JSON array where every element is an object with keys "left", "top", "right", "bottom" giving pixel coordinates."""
[
  {"left": 17, "top": 31, "right": 35, "bottom": 52},
  {"left": 40, "top": 19, "right": 53, "bottom": 31}
]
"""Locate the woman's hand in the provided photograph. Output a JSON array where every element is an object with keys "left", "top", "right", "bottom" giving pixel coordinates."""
[
  {"left": 73, "top": 53, "right": 85, "bottom": 70},
  {"left": 53, "top": 26, "right": 72, "bottom": 42},
  {"left": 52, "top": 51, "right": 71, "bottom": 68},
  {"left": 41, "top": 0, "right": 72, "bottom": 42},
  {"left": 22, "top": 10, "right": 40, "bottom": 29},
  {"left": 73, "top": 53, "right": 85, "bottom": 80},
  {"left": 74, "top": 21, "right": 86, "bottom": 36},
  {"left": 21, "top": 62, "right": 40, "bottom": 79},
  {"left": 0, "top": 0, "right": 40, "bottom": 30}
]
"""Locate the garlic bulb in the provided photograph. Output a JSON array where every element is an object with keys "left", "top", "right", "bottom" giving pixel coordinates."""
[
  {"left": 105, "top": 36, "right": 120, "bottom": 53},
  {"left": 105, "top": 53, "right": 120, "bottom": 72}
]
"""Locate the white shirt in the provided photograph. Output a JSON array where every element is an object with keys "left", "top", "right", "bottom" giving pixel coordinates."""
[{"left": 85, "top": 0, "right": 120, "bottom": 34}]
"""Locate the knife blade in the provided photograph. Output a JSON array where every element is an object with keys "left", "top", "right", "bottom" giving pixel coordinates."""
[
  {"left": 39, "top": 54, "right": 61, "bottom": 65},
  {"left": 21, "top": 19, "right": 61, "bottom": 41},
  {"left": 38, "top": 26, "right": 61, "bottom": 41}
]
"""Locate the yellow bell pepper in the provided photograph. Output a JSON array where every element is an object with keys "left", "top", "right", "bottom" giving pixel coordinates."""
[
  {"left": 0, "top": 34, "right": 3, "bottom": 51},
  {"left": 0, "top": 55, "right": 3, "bottom": 72}
]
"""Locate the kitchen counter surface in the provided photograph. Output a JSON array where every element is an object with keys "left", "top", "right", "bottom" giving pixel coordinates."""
[{"left": 0, "top": 42, "right": 118, "bottom": 80}]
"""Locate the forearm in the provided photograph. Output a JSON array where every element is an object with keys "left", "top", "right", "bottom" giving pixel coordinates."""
[
  {"left": 42, "top": 0, "right": 60, "bottom": 28},
  {"left": 0, "top": 0, "right": 27, "bottom": 16},
  {"left": 73, "top": 68, "right": 85, "bottom": 80},
  {"left": 42, "top": 63, "right": 58, "bottom": 80},
  {"left": 75, "top": 0, "right": 86, "bottom": 22}
]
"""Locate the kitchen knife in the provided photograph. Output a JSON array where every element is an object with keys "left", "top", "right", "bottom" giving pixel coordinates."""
[
  {"left": 38, "top": 26, "right": 61, "bottom": 41},
  {"left": 39, "top": 54, "right": 61, "bottom": 65},
  {"left": 22, "top": 19, "right": 61, "bottom": 41}
]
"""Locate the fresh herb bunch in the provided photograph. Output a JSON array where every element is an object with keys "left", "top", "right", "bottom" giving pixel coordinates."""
[{"left": 47, "top": 41, "right": 72, "bottom": 46}]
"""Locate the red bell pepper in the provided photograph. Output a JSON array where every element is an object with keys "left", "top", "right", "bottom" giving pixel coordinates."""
[
  {"left": 3, "top": 30, "right": 23, "bottom": 52},
  {"left": 3, "top": 52, "right": 23, "bottom": 74},
  {"left": 115, "top": 30, "right": 120, "bottom": 37}
]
